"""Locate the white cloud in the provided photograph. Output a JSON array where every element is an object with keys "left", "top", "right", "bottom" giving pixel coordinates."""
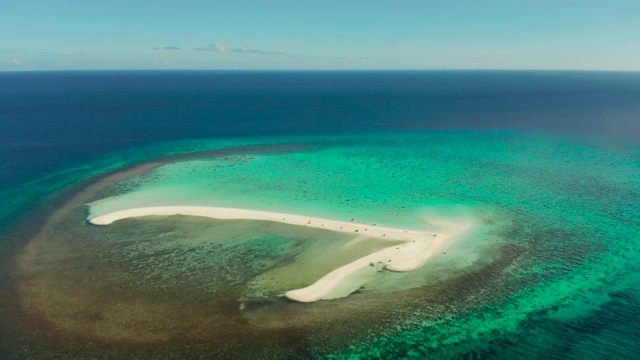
[
  {"left": 213, "top": 43, "right": 229, "bottom": 53},
  {"left": 195, "top": 42, "right": 286, "bottom": 55},
  {"left": 11, "top": 59, "right": 21, "bottom": 65}
]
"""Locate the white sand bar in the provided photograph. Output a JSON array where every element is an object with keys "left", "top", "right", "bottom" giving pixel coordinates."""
[{"left": 89, "top": 206, "right": 470, "bottom": 302}]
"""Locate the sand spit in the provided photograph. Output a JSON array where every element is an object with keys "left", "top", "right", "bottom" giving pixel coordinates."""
[{"left": 90, "top": 206, "right": 470, "bottom": 302}]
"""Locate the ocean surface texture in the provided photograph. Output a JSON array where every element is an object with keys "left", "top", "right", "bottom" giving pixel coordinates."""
[{"left": 0, "top": 71, "right": 639, "bottom": 359}]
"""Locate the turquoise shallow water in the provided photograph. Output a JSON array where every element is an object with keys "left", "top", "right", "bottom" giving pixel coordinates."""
[
  {"left": 69, "top": 130, "right": 640, "bottom": 358},
  {"left": 1, "top": 130, "right": 639, "bottom": 358}
]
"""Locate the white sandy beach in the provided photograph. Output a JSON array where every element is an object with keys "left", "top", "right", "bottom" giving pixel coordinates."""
[{"left": 90, "top": 206, "right": 470, "bottom": 302}]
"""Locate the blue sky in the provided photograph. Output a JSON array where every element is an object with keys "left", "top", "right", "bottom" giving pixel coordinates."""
[{"left": 1, "top": 0, "right": 639, "bottom": 71}]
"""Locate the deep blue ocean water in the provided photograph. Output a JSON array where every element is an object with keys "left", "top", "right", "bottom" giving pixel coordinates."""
[
  {"left": 1, "top": 71, "right": 639, "bottom": 359},
  {"left": 2, "top": 71, "right": 639, "bottom": 188}
]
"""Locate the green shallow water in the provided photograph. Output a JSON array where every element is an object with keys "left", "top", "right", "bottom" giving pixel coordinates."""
[{"left": 2, "top": 130, "right": 639, "bottom": 358}]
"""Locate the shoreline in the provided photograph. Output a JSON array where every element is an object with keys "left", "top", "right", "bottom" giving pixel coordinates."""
[{"left": 90, "top": 206, "right": 471, "bottom": 302}]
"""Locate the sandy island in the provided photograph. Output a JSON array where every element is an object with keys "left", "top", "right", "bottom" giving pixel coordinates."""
[{"left": 89, "top": 206, "right": 470, "bottom": 302}]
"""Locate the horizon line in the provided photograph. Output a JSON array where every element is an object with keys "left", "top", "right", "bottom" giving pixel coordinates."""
[{"left": 1, "top": 68, "right": 639, "bottom": 74}]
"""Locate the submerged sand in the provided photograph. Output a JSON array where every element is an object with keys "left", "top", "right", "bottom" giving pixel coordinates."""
[
  {"left": 2, "top": 143, "right": 511, "bottom": 356},
  {"left": 90, "top": 206, "right": 470, "bottom": 302}
]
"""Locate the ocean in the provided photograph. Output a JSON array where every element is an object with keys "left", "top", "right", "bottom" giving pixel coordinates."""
[{"left": 0, "top": 71, "right": 639, "bottom": 359}]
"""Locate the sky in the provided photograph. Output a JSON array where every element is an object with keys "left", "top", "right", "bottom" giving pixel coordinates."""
[{"left": 1, "top": 0, "right": 639, "bottom": 71}]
